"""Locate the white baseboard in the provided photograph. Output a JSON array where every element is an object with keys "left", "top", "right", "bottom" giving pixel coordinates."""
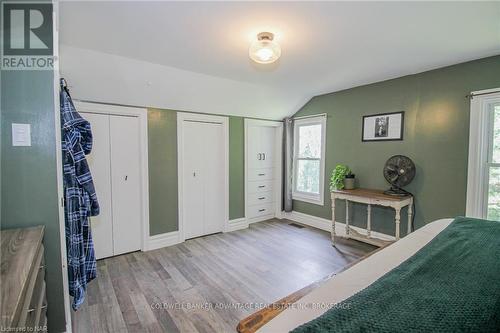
[
  {"left": 146, "top": 209, "right": 395, "bottom": 252},
  {"left": 225, "top": 217, "right": 249, "bottom": 232},
  {"left": 145, "top": 231, "right": 182, "bottom": 251},
  {"left": 247, "top": 214, "right": 275, "bottom": 225},
  {"left": 146, "top": 218, "right": 251, "bottom": 250},
  {"left": 283, "top": 211, "right": 331, "bottom": 231},
  {"left": 284, "top": 210, "right": 395, "bottom": 241}
]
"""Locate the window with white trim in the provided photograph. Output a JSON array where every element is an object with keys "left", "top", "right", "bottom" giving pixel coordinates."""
[
  {"left": 292, "top": 116, "right": 326, "bottom": 205},
  {"left": 466, "top": 89, "right": 500, "bottom": 220}
]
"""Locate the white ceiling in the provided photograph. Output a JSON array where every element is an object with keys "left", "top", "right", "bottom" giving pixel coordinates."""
[{"left": 59, "top": 1, "right": 500, "bottom": 119}]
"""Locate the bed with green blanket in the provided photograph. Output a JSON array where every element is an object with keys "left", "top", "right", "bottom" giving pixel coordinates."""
[{"left": 257, "top": 217, "right": 500, "bottom": 333}]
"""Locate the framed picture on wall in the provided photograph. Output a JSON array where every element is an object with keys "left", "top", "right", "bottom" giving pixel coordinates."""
[{"left": 362, "top": 111, "right": 404, "bottom": 142}]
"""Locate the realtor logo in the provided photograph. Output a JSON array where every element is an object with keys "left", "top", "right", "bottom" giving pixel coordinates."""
[{"left": 1, "top": 1, "right": 54, "bottom": 69}]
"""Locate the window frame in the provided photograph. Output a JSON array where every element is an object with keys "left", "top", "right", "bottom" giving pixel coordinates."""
[
  {"left": 466, "top": 89, "right": 500, "bottom": 218},
  {"left": 292, "top": 116, "right": 327, "bottom": 206}
]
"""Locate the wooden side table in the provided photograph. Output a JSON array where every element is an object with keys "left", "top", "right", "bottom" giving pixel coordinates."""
[{"left": 331, "top": 188, "right": 413, "bottom": 247}]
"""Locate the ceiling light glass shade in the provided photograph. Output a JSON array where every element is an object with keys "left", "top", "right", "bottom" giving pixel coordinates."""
[{"left": 249, "top": 32, "right": 281, "bottom": 64}]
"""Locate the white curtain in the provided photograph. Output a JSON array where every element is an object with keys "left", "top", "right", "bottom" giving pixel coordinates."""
[{"left": 283, "top": 117, "right": 294, "bottom": 212}]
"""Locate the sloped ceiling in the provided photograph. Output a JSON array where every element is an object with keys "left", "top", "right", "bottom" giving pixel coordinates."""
[{"left": 59, "top": 1, "right": 500, "bottom": 119}]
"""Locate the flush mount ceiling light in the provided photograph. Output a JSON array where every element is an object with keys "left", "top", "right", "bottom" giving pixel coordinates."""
[{"left": 249, "top": 32, "right": 281, "bottom": 64}]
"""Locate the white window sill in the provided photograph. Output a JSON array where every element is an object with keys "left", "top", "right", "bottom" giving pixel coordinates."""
[{"left": 292, "top": 192, "right": 324, "bottom": 206}]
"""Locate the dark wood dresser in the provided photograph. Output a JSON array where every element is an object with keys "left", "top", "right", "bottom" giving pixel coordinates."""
[{"left": 1, "top": 226, "right": 48, "bottom": 331}]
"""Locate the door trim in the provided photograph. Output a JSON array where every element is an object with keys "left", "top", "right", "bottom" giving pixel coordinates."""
[
  {"left": 244, "top": 119, "right": 284, "bottom": 223},
  {"left": 177, "top": 112, "right": 230, "bottom": 241},
  {"left": 74, "top": 101, "right": 150, "bottom": 252}
]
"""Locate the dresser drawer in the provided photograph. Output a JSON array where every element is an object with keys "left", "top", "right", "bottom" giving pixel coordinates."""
[
  {"left": 26, "top": 266, "right": 46, "bottom": 330},
  {"left": 248, "top": 180, "right": 273, "bottom": 194},
  {"left": 247, "top": 203, "right": 274, "bottom": 218},
  {"left": 18, "top": 245, "right": 44, "bottom": 328},
  {"left": 25, "top": 281, "right": 45, "bottom": 330},
  {"left": 248, "top": 168, "right": 274, "bottom": 181},
  {"left": 248, "top": 191, "right": 274, "bottom": 205},
  {"left": 37, "top": 304, "right": 47, "bottom": 332}
]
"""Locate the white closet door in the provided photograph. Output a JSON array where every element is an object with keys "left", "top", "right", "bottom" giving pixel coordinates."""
[
  {"left": 202, "top": 122, "right": 224, "bottom": 235},
  {"left": 260, "top": 126, "right": 275, "bottom": 168},
  {"left": 247, "top": 125, "right": 262, "bottom": 169},
  {"left": 82, "top": 113, "right": 114, "bottom": 260},
  {"left": 182, "top": 120, "right": 224, "bottom": 239},
  {"left": 109, "top": 115, "right": 142, "bottom": 255},
  {"left": 183, "top": 121, "right": 206, "bottom": 239}
]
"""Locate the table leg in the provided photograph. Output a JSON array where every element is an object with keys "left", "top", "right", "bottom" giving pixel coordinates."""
[
  {"left": 331, "top": 198, "right": 336, "bottom": 246},
  {"left": 345, "top": 199, "right": 350, "bottom": 236},
  {"left": 395, "top": 208, "right": 401, "bottom": 240},
  {"left": 367, "top": 204, "right": 371, "bottom": 238},
  {"left": 407, "top": 198, "right": 413, "bottom": 235}
]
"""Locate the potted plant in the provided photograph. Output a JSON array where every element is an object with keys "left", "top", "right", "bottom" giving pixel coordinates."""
[
  {"left": 344, "top": 170, "right": 356, "bottom": 190},
  {"left": 331, "top": 164, "right": 356, "bottom": 190}
]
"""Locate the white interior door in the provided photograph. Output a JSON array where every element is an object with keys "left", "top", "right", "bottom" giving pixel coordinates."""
[
  {"left": 203, "top": 122, "right": 224, "bottom": 235},
  {"left": 109, "top": 115, "right": 142, "bottom": 255},
  {"left": 183, "top": 121, "right": 206, "bottom": 239},
  {"left": 82, "top": 112, "right": 114, "bottom": 259},
  {"left": 182, "top": 120, "right": 225, "bottom": 239}
]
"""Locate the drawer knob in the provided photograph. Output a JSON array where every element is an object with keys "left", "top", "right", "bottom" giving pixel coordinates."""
[
  {"left": 258, "top": 173, "right": 265, "bottom": 176},
  {"left": 258, "top": 197, "right": 265, "bottom": 200},
  {"left": 258, "top": 209, "right": 266, "bottom": 212},
  {"left": 258, "top": 185, "right": 266, "bottom": 188}
]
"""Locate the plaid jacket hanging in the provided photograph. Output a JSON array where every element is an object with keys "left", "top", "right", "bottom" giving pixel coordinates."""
[{"left": 60, "top": 80, "right": 99, "bottom": 310}]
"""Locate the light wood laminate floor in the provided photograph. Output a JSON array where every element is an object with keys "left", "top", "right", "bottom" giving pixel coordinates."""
[{"left": 71, "top": 219, "right": 376, "bottom": 333}]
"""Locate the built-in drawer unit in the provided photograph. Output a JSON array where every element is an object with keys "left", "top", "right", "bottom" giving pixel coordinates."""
[
  {"left": 248, "top": 180, "right": 273, "bottom": 194},
  {"left": 247, "top": 203, "right": 275, "bottom": 218},
  {"left": 1, "top": 226, "right": 47, "bottom": 332},
  {"left": 248, "top": 168, "right": 274, "bottom": 181},
  {"left": 248, "top": 191, "right": 274, "bottom": 205},
  {"left": 246, "top": 120, "right": 281, "bottom": 222}
]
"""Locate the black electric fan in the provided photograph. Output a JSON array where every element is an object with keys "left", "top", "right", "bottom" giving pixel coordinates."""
[{"left": 383, "top": 155, "right": 415, "bottom": 196}]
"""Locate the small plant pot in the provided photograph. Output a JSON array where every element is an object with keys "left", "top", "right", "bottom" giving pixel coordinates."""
[{"left": 343, "top": 178, "right": 355, "bottom": 190}]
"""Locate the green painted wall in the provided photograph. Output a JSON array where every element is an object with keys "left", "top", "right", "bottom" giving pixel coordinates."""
[
  {"left": 293, "top": 55, "right": 500, "bottom": 235},
  {"left": 148, "top": 109, "right": 179, "bottom": 234},
  {"left": 1, "top": 70, "right": 66, "bottom": 331},
  {"left": 147, "top": 109, "right": 246, "bottom": 235},
  {"left": 229, "top": 117, "right": 245, "bottom": 220}
]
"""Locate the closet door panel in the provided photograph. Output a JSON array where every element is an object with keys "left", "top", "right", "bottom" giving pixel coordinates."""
[
  {"left": 203, "top": 123, "right": 225, "bottom": 235},
  {"left": 81, "top": 112, "right": 114, "bottom": 260},
  {"left": 260, "top": 126, "right": 275, "bottom": 168},
  {"left": 247, "top": 125, "right": 262, "bottom": 169},
  {"left": 182, "top": 121, "right": 206, "bottom": 239},
  {"left": 109, "top": 115, "right": 142, "bottom": 255}
]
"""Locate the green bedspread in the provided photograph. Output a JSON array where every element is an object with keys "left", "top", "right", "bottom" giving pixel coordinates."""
[{"left": 291, "top": 217, "right": 500, "bottom": 333}]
